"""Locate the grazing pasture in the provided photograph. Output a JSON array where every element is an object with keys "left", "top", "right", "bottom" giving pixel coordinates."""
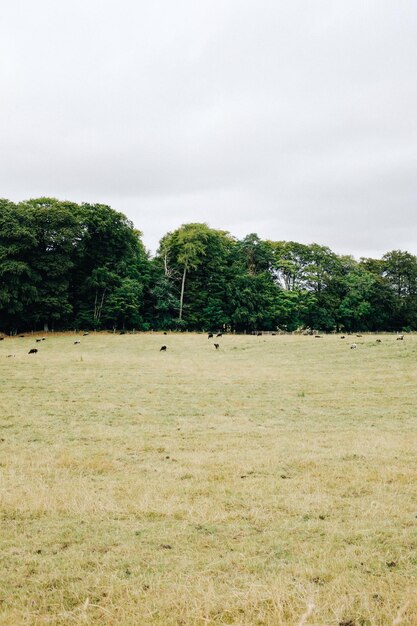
[{"left": 0, "top": 333, "right": 417, "bottom": 625}]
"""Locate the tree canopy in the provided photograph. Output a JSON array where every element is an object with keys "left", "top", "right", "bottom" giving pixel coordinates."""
[{"left": 1, "top": 198, "right": 417, "bottom": 333}]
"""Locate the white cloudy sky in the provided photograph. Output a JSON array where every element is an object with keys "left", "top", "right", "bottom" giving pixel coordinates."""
[{"left": 1, "top": 1, "right": 416, "bottom": 257}]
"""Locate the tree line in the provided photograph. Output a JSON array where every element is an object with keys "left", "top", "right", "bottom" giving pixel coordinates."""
[{"left": 1, "top": 198, "right": 417, "bottom": 333}]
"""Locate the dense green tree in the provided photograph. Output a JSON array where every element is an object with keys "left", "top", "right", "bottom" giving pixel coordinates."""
[
  {"left": 269, "top": 241, "right": 312, "bottom": 291},
  {"left": 270, "top": 241, "right": 344, "bottom": 331},
  {"left": 382, "top": 250, "right": 417, "bottom": 297},
  {"left": 146, "top": 272, "right": 180, "bottom": 329},
  {"left": 382, "top": 250, "right": 417, "bottom": 329},
  {"left": 336, "top": 263, "right": 374, "bottom": 331},
  {"left": 0, "top": 199, "right": 38, "bottom": 332},
  {"left": 358, "top": 258, "right": 396, "bottom": 330},
  {"left": 2, "top": 197, "right": 417, "bottom": 334},
  {"left": 157, "top": 224, "right": 234, "bottom": 329},
  {"left": 21, "top": 198, "right": 82, "bottom": 330},
  {"left": 103, "top": 277, "right": 145, "bottom": 329},
  {"left": 70, "top": 204, "right": 150, "bottom": 329},
  {"left": 0, "top": 199, "right": 150, "bottom": 332},
  {"left": 159, "top": 224, "right": 212, "bottom": 321},
  {"left": 227, "top": 235, "right": 280, "bottom": 331},
  {"left": 237, "top": 233, "right": 273, "bottom": 276}
]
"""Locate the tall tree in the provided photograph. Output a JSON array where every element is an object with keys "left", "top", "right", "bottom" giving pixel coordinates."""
[
  {"left": 157, "top": 224, "right": 233, "bottom": 327},
  {"left": 0, "top": 199, "right": 38, "bottom": 332},
  {"left": 70, "top": 204, "right": 150, "bottom": 329},
  {"left": 269, "top": 241, "right": 312, "bottom": 291},
  {"left": 382, "top": 250, "right": 417, "bottom": 329},
  {"left": 21, "top": 198, "right": 82, "bottom": 330},
  {"left": 227, "top": 235, "right": 280, "bottom": 332}
]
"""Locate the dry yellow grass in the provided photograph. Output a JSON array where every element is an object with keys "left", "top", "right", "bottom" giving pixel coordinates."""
[{"left": 0, "top": 332, "right": 416, "bottom": 625}]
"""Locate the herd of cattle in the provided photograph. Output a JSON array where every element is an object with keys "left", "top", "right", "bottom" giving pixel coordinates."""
[{"left": 0, "top": 331, "right": 408, "bottom": 357}]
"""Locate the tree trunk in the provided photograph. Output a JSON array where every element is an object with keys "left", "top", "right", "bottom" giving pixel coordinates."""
[
  {"left": 97, "top": 288, "right": 107, "bottom": 322},
  {"left": 163, "top": 249, "right": 169, "bottom": 276},
  {"left": 179, "top": 265, "right": 187, "bottom": 320},
  {"left": 93, "top": 290, "right": 98, "bottom": 322}
]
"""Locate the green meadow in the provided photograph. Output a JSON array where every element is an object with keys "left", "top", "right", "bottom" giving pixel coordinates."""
[{"left": 0, "top": 332, "right": 416, "bottom": 625}]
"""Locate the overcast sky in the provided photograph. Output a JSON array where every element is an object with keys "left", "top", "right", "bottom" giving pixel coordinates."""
[{"left": 1, "top": 1, "right": 416, "bottom": 257}]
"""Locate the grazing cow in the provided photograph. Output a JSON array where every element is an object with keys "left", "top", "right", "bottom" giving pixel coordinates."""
[
  {"left": 214, "top": 343, "right": 219, "bottom": 349},
  {"left": 315, "top": 335, "right": 322, "bottom": 339},
  {"left": 397, "top": 335, "right": 404, "bottom": 341},
  {"left": 376, "top": 339, "right": 382, "bottom": 343},
  {"left": 160, "top": 345, "right": 167, "bottom": 351},
  {"left": 0, "top": 337, "right": 4, "bottom": 341},
  {"left": 119, "top": 331, "right": 126, "bottom": 335},
  {"left": 350, "top": 343, "right": 357, "bottom": 349},
  {"left": 19, "top": 335, "right": 25, "bottom": 338},
  {"left": 6, "top": 354, "right": 15, "bottom": 358},
  {"left": 216, "top": 333, "right": 222, "bottom": 337},
  {"left": 341, "top": 336, "right": 345, "bottom": 339},
  {"left": 208, "top": 333, "right": 213, "bottom": 339},
  {"left": 36, "top": 339, "right": 41, "bottom": 343},
  {"left": 163, "top": 332, "right": 167, "bottom": 335},
  {"left": 356, "top": 334, "right": 362, "bottom": 337},
  {"left": 28, "top": 348, "right": 38, "bottom": 354},
  {"left": 271, "top": 332, "right": 276, "bottom": 336},
  {"left": 83, "top": 332, "right": 89, "bottom": 336},
  {"left": 257, "top": 332, "right": 262, "bottom": 336},
  {"left": 74, "top": 340, "right": 81, "bottom": 345},
  {"left": 41, "top": 337, "right": 46, "bottom": 341}
]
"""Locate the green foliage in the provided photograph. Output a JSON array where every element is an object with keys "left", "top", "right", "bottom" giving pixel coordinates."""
[
  {"left": 0, "top": 199, "right": 150, "bottom": 332},
  {"left": 0, "top": 199, "right": 38, "bottom": 331},
  {"left": 71, "top": 204, "right": 150, "bottom": 329},
  {"left": 156, "top": 223, "right": 234, "bottom": 328},
  {"left": 146, "top": 271, "right": 180, "bottom": 329},
  {"left": 382, "top": 250, "right": 417, "bottom": 329},
  {"left": 1, "top": 198, "right": 417, "bottom": 333},
  {"left": 337, "top": 265, "right": 374, "bottom": 331}
]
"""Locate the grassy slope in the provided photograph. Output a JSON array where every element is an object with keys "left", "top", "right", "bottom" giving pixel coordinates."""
[{"left": 0, "top": 333, "right": 416, "bottom": 625}]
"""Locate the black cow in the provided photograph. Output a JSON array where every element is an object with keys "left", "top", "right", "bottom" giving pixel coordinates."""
[
  {"left": 160, "top": 345, "right": 167, "bottom": 351},
  {"left": 214, "top": 343, "right": 219, "bottom": 349},
  {"left": 28, "top": 348, "right": 38, "bottom": 354},
  {"left": 216, "top": 333, "right": 222, "bottom": 337},
  {"left": 208, "top": 333, "right": 213, "bottom": 339}
]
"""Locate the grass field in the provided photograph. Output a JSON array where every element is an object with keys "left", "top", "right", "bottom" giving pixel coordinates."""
[{"left": 0, "top": 331, "right": 416, "bottom": 625}]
